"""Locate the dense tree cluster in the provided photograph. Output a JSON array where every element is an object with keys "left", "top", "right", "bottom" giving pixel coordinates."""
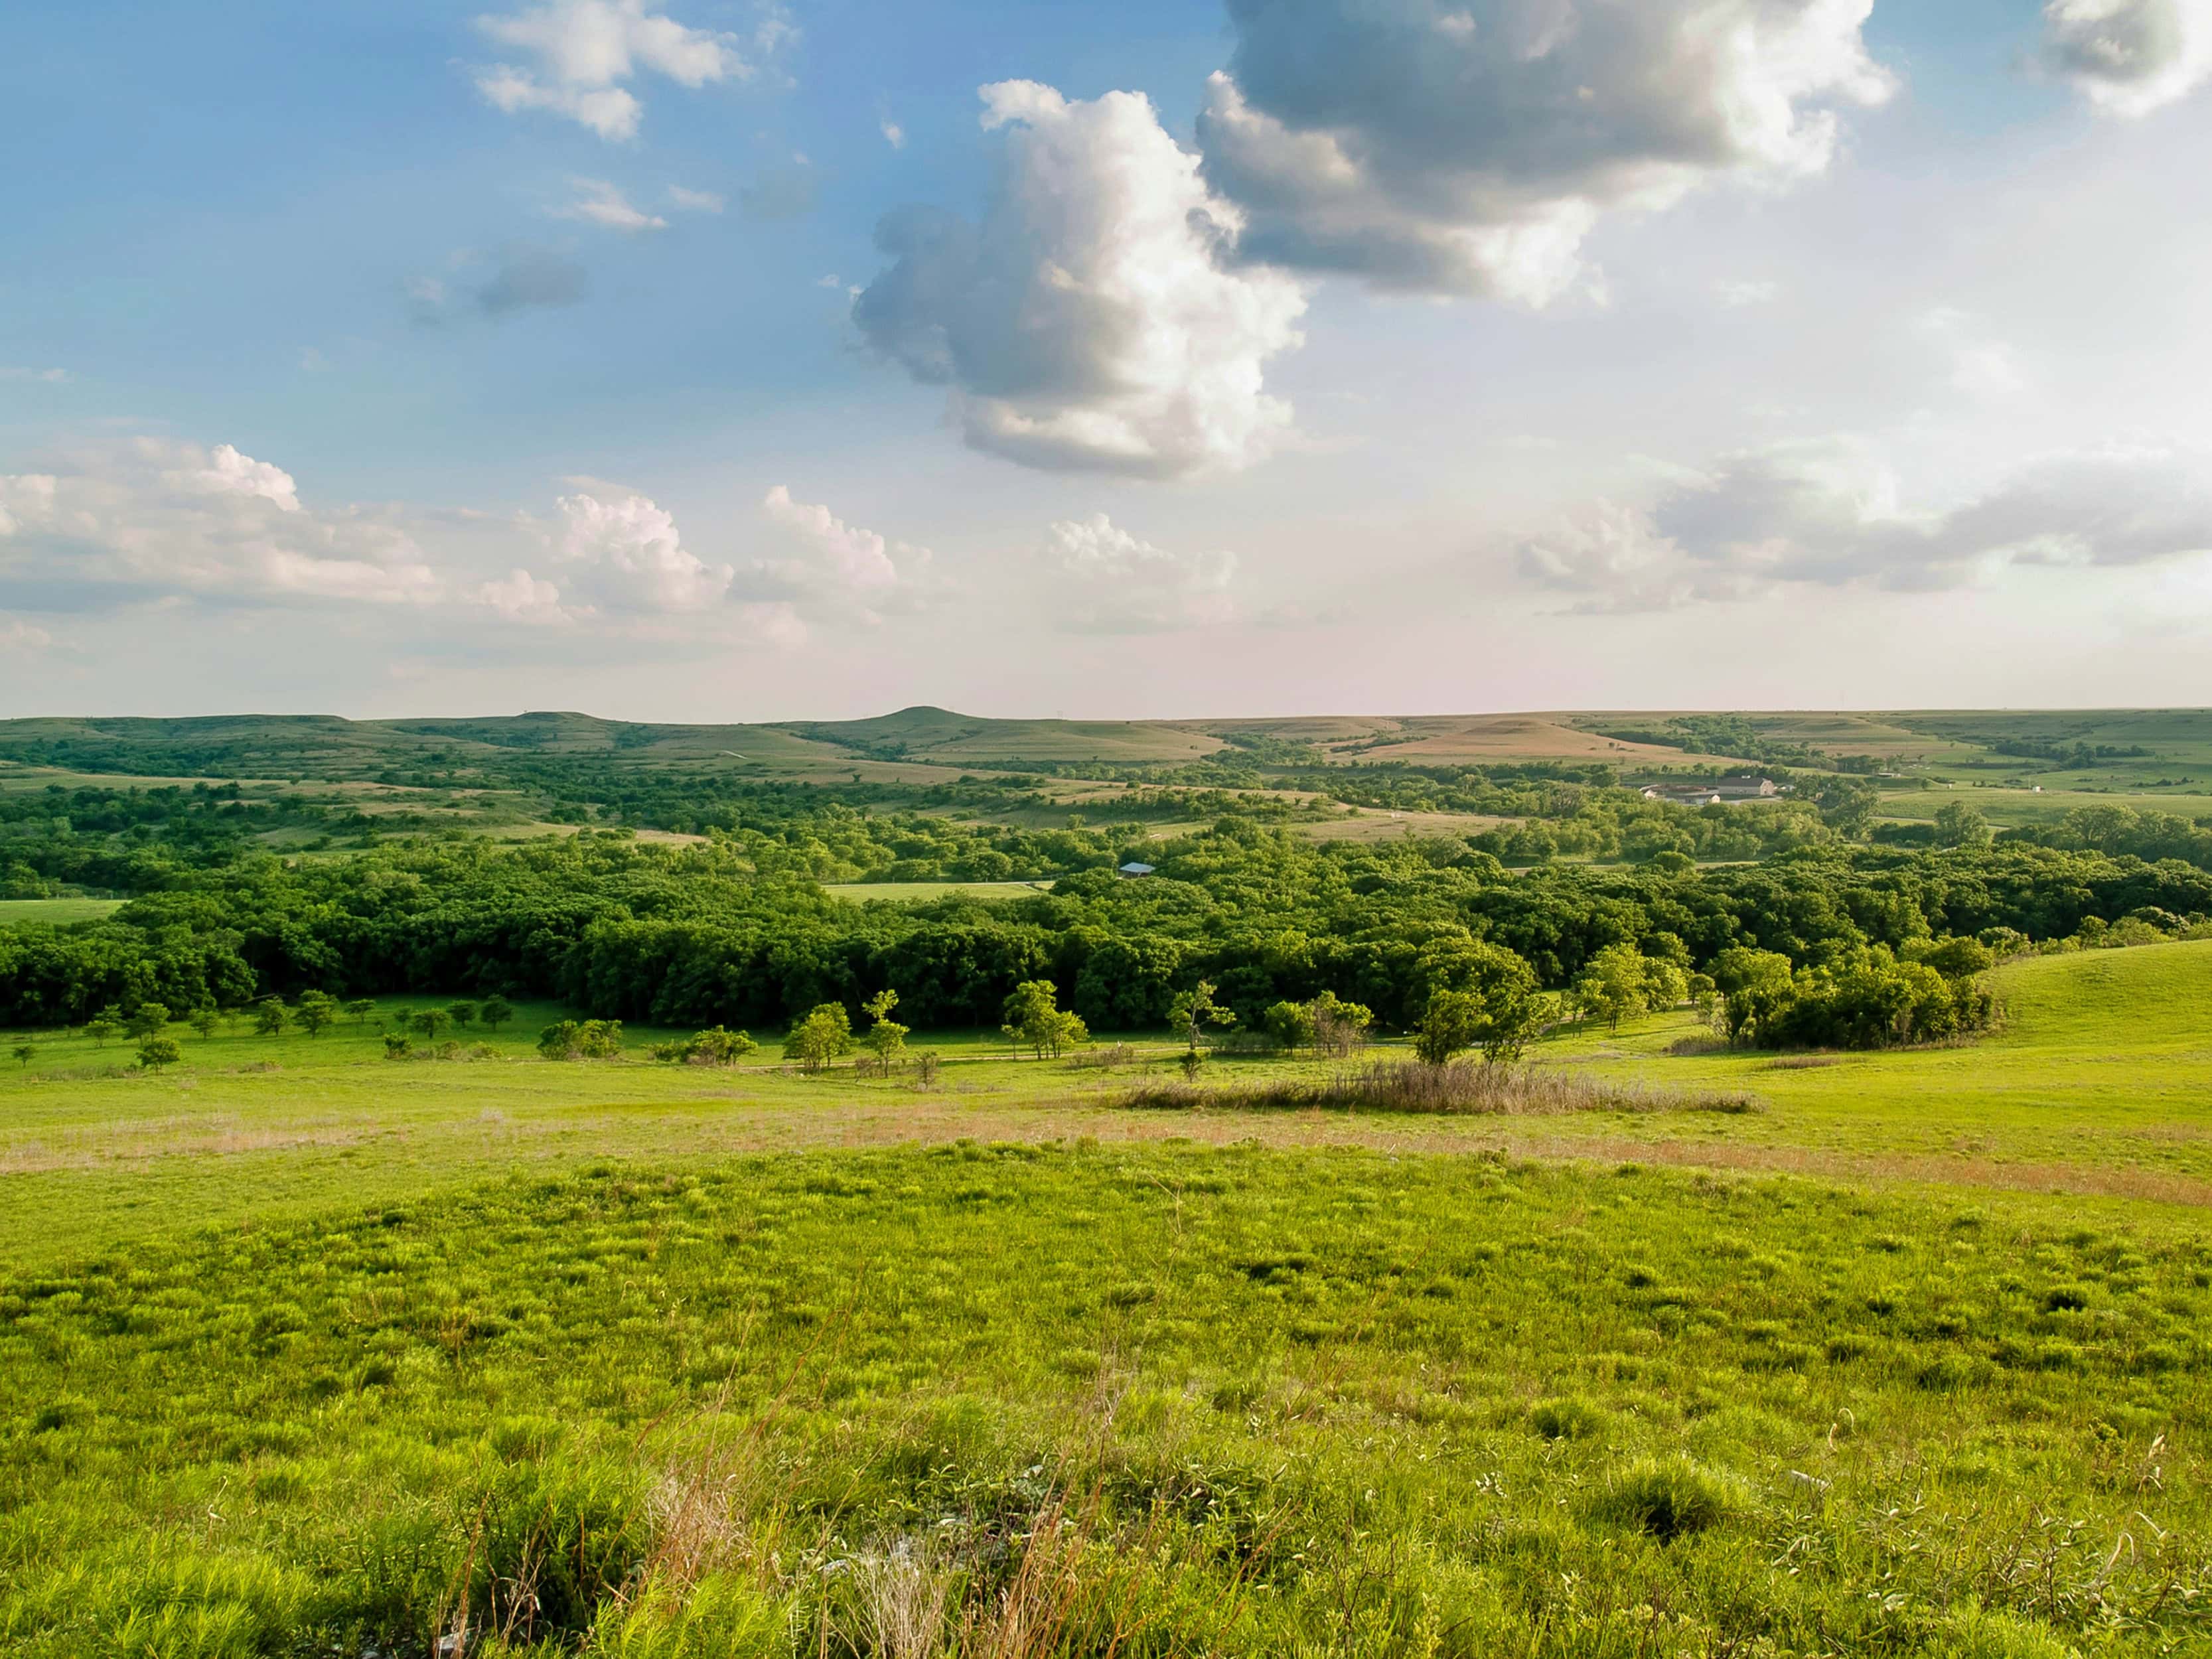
[{"left": 3, "top": 818, "right": 2209, "bottom": 1052}]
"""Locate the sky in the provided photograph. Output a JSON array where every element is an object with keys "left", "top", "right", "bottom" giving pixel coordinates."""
[{"left": 5, "top": 0, "right": 2212, "bottom": 722}]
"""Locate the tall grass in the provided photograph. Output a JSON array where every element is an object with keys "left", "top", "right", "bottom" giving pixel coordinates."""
[{"left": 1120, "top": 1060, "right": 1762, "bottom": 1116}]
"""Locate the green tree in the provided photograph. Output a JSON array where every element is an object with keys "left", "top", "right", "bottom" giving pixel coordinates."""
[
  {"left": 782, "top": 1003, "right": 854, "bottom": 1074},
  {"left": 342, "top": 998, "right": 377, "bottom": 1025},
  {"left": 295, "top": 991, "right": 338, "bottom": 1038},
  {"left": 384, "top": 1034, "right": 413, "bottom": 1060},
  {"left": 538, "top": 1019, "right": 625, "bottom": 1060},
  {"left": 1710, "top": 948, "right": 1799, "bottom": 1046},
  {"left": 1307, "top": 991, "right": 1374, "bottom": 1058},
  {"left": 655, "top": 1026, "right": 757, "bottom": 1065},
  {"left": 136, "top": 1035, "right": 183, "bottom": 1073},
  {"left": 1002, "top": 980, "right": 1086, "bottom": 1059},
  {"left": 1413, "top": 989, "right": 1485, "bottom": 1066},
  {"left": 125, "top": 1002, "right": 171, "bottom": 1041},
  {"left": 254, "top": 998, "right": 289, "bottom": 1037},
  {"left": 862, "top": 989, "right": 910, "bottom": 1073},
  {"left": 1263, "top": 999, "right": 1317, "bottom": 1054},
  {"left": 1168, "top": 979, "right": 1236, "bottom": 1054},
  {"left": 1934, "top": 801, "right": 1993, "bottom": 849},
  {"left": 409, "top": 1007, "right": 451, "bottom": 1042},
  {"left": 1573, "top": 945, "right": 1657, "bottom": 1033},
  {"left": 188, "top": 1005, "right": 221, "bottom": 1041},
  {"left": 86, "top": 1009, "right": 124, "bottom": 1048},
  {"left": 11, "top": 1044, "right": 34, "bottom": 1068},
  {"left": 446, "top": 1001, "right": 477, "bottom": 1030},
  {"left": 478, "top": 996, "right": 516, "bottom": 1033}
]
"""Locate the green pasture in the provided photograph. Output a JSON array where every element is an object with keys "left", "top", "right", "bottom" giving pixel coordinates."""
[
  {"left": 7, "top": 946, "right": 2212, "bottom": 1654},
  {"left": 824, "top": 879, "right": 1057, "bottom": 902},
  {"left": 0, "top": 897, "right": 126, "bottom": 926}
]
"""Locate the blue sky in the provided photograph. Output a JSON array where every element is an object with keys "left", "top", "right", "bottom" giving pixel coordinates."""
[{"left": 5, "top": 0, "right": 2212, "bottom": 719}]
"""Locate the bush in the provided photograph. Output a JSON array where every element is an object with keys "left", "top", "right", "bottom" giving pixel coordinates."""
[
  {"left": 1591, "top": 1457, "right": 1745, "bottom": 1541},
  {"left": 539, "top": 1019, "right": 625, "bottom": 1061}
]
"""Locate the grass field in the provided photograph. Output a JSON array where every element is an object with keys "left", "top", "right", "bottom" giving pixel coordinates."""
[
  {"left": 7, "top": 945, "right": 2212, "bottom": 1653},
  {"left": 0, "top": 897, "right": 126, "bottom": 925},
  {"left": 824, "top": 881, "right": 1057, "bottom": 902}
]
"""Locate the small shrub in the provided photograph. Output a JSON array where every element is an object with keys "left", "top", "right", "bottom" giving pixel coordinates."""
[
  {"left": 1529, "top": 1396, "right": 1605, "bottom": 1441},
  {"left": 1591, "top": 1457, "right": 1745, "bottom": 1541}
]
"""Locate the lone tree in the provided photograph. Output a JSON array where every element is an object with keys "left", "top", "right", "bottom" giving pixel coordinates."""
[
  {"left": 342, "top": 998, "right": 376, "bottom": 1026},
  {"left": 1001, "top": 980, "right": 1086, "bottom": 1060},
  {"left": 86, "top": 1009, "right": 124, "bottom": 1047},
  {"left": 654, "top": 1026, "right": 757, "bottom": 1066},
  {"left": 137, "top": 1035, "right": 183, "bottom": 1074},
  {"left": 188, "top": 1006, "right": 221, "bottom": 1041},
  {"left": 11, "top": 1044, "right": 33, "bottom": 1068},
  {"left": 1169, "top": 980, "right": 1235, "bottom": 1060},
  {"left": 1263, "top": 1001, "right": 1317, "bottom": 1056},
  {"left": 782, "top": 1004, "right": 853, "bottom": 1074},
  {"left": 410, "top": 1007, "right": 451, "bottom": 1043},
  {"left": 861, "top": 989, "right": 909, "bottom": 1073},
  {"left": 295, "top": 991, "right": 338, "bottom": 1038},
  {"left": 1308, "top": 991, "right": 1374, "bottom": 1059},
  {"left": 478, "top": 996, "right": 516, "bottom": 1033},
  {"left": 125, "top": 1002, "right": 171, "bottom": 1041},
  {"left": 1572, "top": 944, "right": 1687, "bottom": 1035},
  {"left": 254, "top": 998, "right": 289, "bottom": 1037},
  {"left": 446, "top": 1002, "right": 478, "bottom": 1030}
]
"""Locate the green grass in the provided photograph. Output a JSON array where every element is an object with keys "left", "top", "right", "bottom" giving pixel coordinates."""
[
  {"left": 824, "top": 880, "right": 1057, "bottom": 902},
  {"left": 9, "top": 946, "right": 2212, "bottom": 1654},
  {"left": 0, "top": 897, "right": 126, "bottom": 925},
  {"left": 5, "top": 1145, "right": 2207, "bottom": 1657}
]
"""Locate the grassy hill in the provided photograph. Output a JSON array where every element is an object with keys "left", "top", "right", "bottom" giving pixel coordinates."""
[{"left": 4, "top": 943, "right": 2211, "bottom": 1655}]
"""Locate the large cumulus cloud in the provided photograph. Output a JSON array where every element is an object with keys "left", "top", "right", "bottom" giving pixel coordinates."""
[
  {"left": 2042, "top": 0, "right": 2212, "bottom": 117},
  {"left": 1197, "top": 0, "right": 1893, "bottom": 303},
  {"left": 854, "top": 82, "right": 1308, "bottom": 478},
  {"left": 1520, "top": 439, "right": 2212, "bottom": 610}
]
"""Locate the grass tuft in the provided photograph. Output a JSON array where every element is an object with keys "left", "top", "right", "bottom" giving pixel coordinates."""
[{"left": 1120, "top": 1061, "right": 1763, "bottom": 1117}]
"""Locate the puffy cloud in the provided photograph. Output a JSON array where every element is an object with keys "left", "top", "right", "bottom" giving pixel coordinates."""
[
  {"left": 163, "top": 443, "right": 301, "bottom": 512},
  {"left": 761, "top": 486, "right": 908, "bottom": 592},
  {"left": 473, "top": 0, "right": 788, "bottom": 140},
  {"left": 881, "top": 117, "right": 905, "bottom": 149},
  {"left": 1043, "top": 513, "right": 1236, "bottom": 631},
  {"left": 557, "top": 179, "right": 668, "bottom": 232},
  {"left": 1520, "top": 438, "right": 2212, "bottom": 609},
  {"left": 553, "top": 486, "right": 732, "bottom": 612},
  {"left": 855, "top": 81, "right": 1308, "bottom": 478},
  {"left": 2043, "top": 0, "right": 2212, "bottom": 117},
  {"left": 475, "top": 567, "right": 568, "bottom": 622},
  {"left": 1197, "top": 0, "right": 1893, "bottom": 303},
  {"left": 0, "top": 439, "right": 443, "bottom": 610}
]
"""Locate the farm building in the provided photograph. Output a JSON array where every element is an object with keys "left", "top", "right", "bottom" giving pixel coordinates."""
[{"left": 1641, "top": 778, "right": 1783, "bottom": 807}]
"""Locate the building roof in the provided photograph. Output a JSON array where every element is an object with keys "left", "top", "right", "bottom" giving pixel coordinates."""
[{"left": 1118, "top": 862, "right": 1156, "bottom": 876}]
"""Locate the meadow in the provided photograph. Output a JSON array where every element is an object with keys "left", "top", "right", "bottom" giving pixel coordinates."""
[{"left": 5, "top": 945, "right": 2212, "bottom": 1655}]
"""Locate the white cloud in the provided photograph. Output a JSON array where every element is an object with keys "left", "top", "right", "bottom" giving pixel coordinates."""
[
  {"left": 557, "top": 178, "right": 669, "bottom": 232},
  {"left": 666, "top": 184, "right": 725, "bottom": 214},
  {"left": 553, "top": 485, "right": 733, "bottom": 612},
  {"left": 472, "top": 0, "right": 789, "bottom": 140},
  {"left": 762, "top": 486, "right": 908, "bottom": 592},
  {"left": 0, "top": 368, "right": 70, "bottom": 385},
  {"left": 881, "top": 117, "right": 905, "bottom": 149},
  {"left": 1197, "top": 0, "right": 1894, "bottom": 303},
  {"left": 475, "top": 567, "right": 569, "bottom": 622},
  {"left": 2043, "top": 0, "right": 2212, "bottom": 117},
  {"left": 163, "top": 443, "right": 302, "bottom": 512},
  {"left": 1044, "top": 513, "right": 1237, "bottom": 631},
  {"left": 855, "top": 81, "right": 1309, "bottom": 477},
  {"left": 0, "top": 439, "right": 442, "bottom": 609},
  {"left": 1520, "top": 437, "right": 2212, "bottom": 609}
]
